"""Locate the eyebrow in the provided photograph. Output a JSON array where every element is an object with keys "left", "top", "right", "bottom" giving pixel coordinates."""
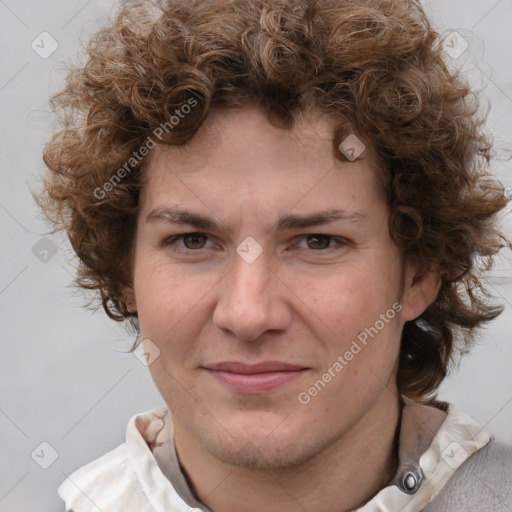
[{"left": 145, "top": 207, "right": 368, "bottom": 231}]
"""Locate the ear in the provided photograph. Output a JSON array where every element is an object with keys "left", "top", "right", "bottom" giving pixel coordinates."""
[
  {"left": 124, "top": 287, "right": 137, "bottom": 313},
  {"left": 400, "top": 258, "right": 441, "bottom": 322}
]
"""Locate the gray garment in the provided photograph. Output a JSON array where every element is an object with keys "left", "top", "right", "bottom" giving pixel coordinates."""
[{"left": 423, "top": 440, "right": 512, "bottom": 511}]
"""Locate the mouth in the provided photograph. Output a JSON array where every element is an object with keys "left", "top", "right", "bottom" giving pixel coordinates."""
[{"left": 202, "top": 361, "right": 310, "bottom": 394}]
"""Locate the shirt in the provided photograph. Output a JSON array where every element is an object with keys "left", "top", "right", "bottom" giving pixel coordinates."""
[{"left": 58, "top": 397, "right": 512, "bottom": 511}]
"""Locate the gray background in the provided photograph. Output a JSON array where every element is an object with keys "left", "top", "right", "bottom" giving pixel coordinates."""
[{"left": 0, "top": 1, "right": 511, "bottom": 510}]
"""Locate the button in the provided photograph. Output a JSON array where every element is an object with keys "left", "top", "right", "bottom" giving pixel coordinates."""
[
  {"left": 397, "top": 468, "right": 423, "bottom": 494},
  {"left": 405, "top": 473, "right": 417, "bottom": 490}
]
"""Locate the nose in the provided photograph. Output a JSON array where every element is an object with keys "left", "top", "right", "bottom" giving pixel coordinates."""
[{"left": 212, "top": 253, "right": 293, "bottom": 341}]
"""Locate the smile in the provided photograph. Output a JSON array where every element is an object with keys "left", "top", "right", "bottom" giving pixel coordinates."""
[{"left": 203, "top": 361, "right": 310, "bottom": 394}]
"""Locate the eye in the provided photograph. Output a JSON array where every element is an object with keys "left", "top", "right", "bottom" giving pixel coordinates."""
[
  {"left": 296, "top": 234, "right": 346, "bottom": 251},
  {"left": 165, "top": 232, "right": 213, "bottom": 251}
]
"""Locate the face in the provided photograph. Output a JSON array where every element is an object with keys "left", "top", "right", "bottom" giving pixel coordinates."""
[{"left": 129, "top": 105, "right": 435, "bottom": 469}]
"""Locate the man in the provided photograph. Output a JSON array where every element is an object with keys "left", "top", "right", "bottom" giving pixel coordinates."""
[{"left": 37, "top": 0, "right": 512, "bottom": 510}]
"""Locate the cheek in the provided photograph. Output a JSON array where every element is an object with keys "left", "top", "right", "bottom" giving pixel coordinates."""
[
  {"left": 134, "top": 256, "right": 207, "bottom": 340},
  {"left": 285, "top": 264, "right": 380, "bottom": 335},
  {"left": 286, "top": 257, "right": 403, "bottom": 365},
  {"left": 134, "top": 263, "right": 212, "bottom": 398}
]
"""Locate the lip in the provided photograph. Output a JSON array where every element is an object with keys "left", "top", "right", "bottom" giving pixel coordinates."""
[{"left": 203, "top": 361, "right": 309, "bottom": 394}]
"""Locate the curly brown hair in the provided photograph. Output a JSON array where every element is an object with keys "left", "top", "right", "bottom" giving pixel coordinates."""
[{"left": 35, "top": 0, "right": 509, "bottom": 401}]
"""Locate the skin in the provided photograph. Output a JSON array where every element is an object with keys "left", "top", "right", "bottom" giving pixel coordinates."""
[{"left": 127, "top": 105, "right": 440, "bottom": 512}]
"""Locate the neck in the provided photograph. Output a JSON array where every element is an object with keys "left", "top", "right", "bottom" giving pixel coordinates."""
[{"left": 173, "top": 390, "right": 402, "bottom": 512}]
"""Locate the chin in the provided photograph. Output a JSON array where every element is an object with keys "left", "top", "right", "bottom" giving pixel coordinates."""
[
  {"left": 197, "top": 414, "right": 329, "bottom": 470},
  {"left": 206, "top": 437, "right": 313, "bottom": 470}
]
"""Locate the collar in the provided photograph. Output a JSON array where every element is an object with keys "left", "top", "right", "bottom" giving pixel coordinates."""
[
  {"left": 149, "top": 397, "right": 493, "bottom": 512},
  {"left": 58, "top": 398, "right": 493, "bottom": 512},
  {"left": 353, "top": 397, "right": 493, "bottom": 511}
]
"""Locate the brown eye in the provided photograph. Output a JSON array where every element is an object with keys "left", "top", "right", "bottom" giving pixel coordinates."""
[
  {"left": 183, "top": 233, "right": 208, "bottom": 249},
  {"left": 305, "top": 234, "right": 331, "bottom": 250}
]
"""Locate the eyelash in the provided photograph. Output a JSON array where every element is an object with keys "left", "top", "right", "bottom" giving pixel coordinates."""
[{"left": 163, "top": 233, "right": 349, "bottom": 254}]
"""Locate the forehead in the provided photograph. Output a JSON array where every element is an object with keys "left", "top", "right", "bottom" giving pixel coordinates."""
[
  {"left": 148, "top": 106, "right": 342, "bottom": 172},
  {"left": 140, "top": 105, "right": 385, "bottom": 216}
]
